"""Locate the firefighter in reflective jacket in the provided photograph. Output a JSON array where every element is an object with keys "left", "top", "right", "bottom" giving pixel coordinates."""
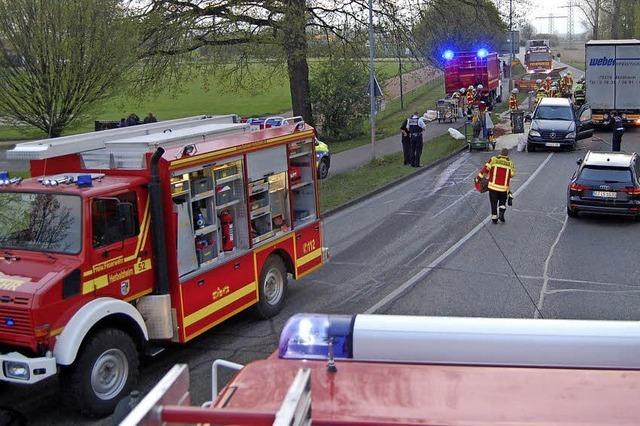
[
  {"left": 508, "top": 89, "right": 519, "bottom": 111},
  {"left": 543, "top": 76, "right": 552, "bottom": 93},
  {"left": 476, "top": 148, "right": 516, "bottom": 223},
  {"left": 574, "top": 77, "right": 586, "bottom": 106},
  {"left": 535, "top": 87, "right": 546, "bottom": 105},
  {"left": 465, "top": 85, "right": 475, "bottom": 115}
]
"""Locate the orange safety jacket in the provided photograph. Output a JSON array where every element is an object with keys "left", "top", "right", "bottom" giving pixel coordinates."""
[
  {"left": 509, "top": 95, "right": 518, "bottom": 111},
  {"left": 478, "top": 155, "right": 516, "bottom": 192}
]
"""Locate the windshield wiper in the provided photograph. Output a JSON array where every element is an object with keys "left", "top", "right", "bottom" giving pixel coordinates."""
[{"left": 604, "top": 180, "right": 622, "bottom": 183}]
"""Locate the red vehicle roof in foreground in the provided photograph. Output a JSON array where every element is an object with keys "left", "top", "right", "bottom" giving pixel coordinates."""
[
  {"left": 5, "top": 175, "right": 148, "bottom": 196},
  {"left": 216, "top": 356, "right": 640, "bottom": 425}
]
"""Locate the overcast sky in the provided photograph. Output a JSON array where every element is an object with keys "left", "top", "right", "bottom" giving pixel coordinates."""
[{"left": 529, "top": 0, "right": 586, "bottom": 35}]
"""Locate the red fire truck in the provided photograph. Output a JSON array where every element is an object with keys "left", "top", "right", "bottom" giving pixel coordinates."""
[
  {"left": 121, "top": 313, "right": 640, "bottom": 425},
  {"left": 0, "top": 115, "right": 326, "bottom": 416},
  {"left": 443, "top": 49, "right": 501, "bottom": 105}
]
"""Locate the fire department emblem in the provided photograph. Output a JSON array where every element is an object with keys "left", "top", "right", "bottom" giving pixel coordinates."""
[{"left": 120, "top": 280, "right": 130, "bottom": 296}]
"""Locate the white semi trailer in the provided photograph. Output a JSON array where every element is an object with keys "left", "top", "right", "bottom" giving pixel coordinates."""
[{"left": 585, "top": 39, "right": 640, "bottom": 126}]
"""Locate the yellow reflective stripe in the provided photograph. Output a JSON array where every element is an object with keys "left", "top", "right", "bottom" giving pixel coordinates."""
[
  {"left": 296, "top": 248, "right": 322, "bottom": 268},
  {"left": 183, "top": 281, "right": 257, "bottom": 327},
  {"left": 133, "top": 259, "right": 152, "bottom": 274},
  {"left": 124, "top": 198, "right": 150, "bottom": 262},
  {"left": 82, "top": 274, "right": 109, "bottom": 294}
]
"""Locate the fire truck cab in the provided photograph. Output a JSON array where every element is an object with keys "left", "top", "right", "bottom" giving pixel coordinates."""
[{"left": 0, "top": 115, "right": 325, "bottom": 416}]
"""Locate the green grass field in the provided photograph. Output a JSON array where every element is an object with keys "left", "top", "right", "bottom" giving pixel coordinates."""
[
  {"left": 320, "top": 130, "right": 465, "bottom": 212},
  {"left": 330, "top": 76, "right": 445, "bottom": 154},
  {"left": 0, "top": 59, "right": 424, "bottom": 141}
]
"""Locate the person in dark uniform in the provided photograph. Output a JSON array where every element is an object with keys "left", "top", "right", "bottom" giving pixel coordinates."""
[
  {"left": 407, "top": 112, "right": 426, "bottom": 167},
  {"left": 611, "top": 111, "right": 624, "bottom": 152},
  {"left": 400, "top": 118, "right": 412, "bottom": 166}
]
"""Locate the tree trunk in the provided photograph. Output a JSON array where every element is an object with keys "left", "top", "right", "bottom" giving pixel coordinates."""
[
  {"left": 611, "top": 0, "right": 621, "bottom": 39},
  {"left": 281, "top": 0, "right": 313, "bottom": 125}
]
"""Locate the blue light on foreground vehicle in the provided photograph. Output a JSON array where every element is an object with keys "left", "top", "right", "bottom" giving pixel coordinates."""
[
  {"left": 442, "top": 50, "right": 454, "bottom": 60},
  {"left": 477, "top": 48, "right": 489, "bottom": 58},
  {"left": 278, "top": 313, "right": 353, "bottom": 359}
]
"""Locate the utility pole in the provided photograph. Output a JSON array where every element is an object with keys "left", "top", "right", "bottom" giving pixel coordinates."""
[
  {"left": 368, "top": 0, "right": 376, "bottom": 160},
  {"left": 398, "top": 46, "right": 404, "bottom": 110}
]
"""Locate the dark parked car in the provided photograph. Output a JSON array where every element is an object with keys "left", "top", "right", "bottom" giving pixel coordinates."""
[
  {"left": 527, "top": 97, "right": 594, "bottom": 152},
  {"left": 567, "top": 151, "right": 640, "bottom": 219}
]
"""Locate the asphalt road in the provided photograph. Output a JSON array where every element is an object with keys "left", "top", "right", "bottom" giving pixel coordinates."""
[{"left": 2, "top": 127, "right": 640, "bottom": 424}]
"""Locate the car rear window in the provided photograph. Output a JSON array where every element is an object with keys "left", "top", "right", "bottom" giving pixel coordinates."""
[{"left": 579, "top": 166, "right": 633, "bottom": 183}]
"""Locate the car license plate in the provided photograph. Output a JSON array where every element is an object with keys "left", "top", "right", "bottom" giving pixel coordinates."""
[
  {"left": 592, "top": 191, "right": 617, "bottom": 198},
  {"left": 545, "top": 142, "right": 560, "bottom": 147}
]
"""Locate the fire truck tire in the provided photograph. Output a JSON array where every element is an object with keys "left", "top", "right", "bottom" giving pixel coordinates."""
[
  {"left": 61, "top": 328, "right": 139, "bottom": 417},
  {"left": 255, "top": 255, "right": 288, "bottom": 319}
]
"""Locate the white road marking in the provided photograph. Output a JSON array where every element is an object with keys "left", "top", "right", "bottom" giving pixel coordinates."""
[
  {"left": 545, "top": 288, "right": 640, "bottom": 295},
  {"left": 365, "top": 153, "right": 555, "bottom": 314},
  {"left": 534, "top": 215, "right": 569, "bottom": 319}
]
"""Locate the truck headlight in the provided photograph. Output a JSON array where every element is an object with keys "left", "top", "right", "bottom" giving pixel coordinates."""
[
  {"left": 4, "top": 361, "right": 30, "bottom": 380},
  {"left": 529, "top": 130, "right": 541, "bottom": 137},
  {"left": 565, "top": 132, "right": 576, "bottom": 139}
]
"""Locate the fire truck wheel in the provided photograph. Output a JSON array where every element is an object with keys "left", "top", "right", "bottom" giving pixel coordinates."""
[
  {"left": 255, "top": 255, "right": 288, "bottom": 319},
  {"left": 61, "top": 328, "right": 139, "bottom": 417}
]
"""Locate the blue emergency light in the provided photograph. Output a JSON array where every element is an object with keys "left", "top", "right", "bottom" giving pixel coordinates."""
[
  {"left": 279, "top": 314, "right": 353, "bottom": 359},
  {"left": 76, "top": 175, "right": 93, "bottom": 188},
  {"left": 442, "top": 50, "right": 455, "bottom": 60},
  {"left": 477, "top": 48, "right": 489, "bottom": 58}
]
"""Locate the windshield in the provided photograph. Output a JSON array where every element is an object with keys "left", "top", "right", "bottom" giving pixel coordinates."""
[
  {"left": 534, "top": 105, "right": 574, "bottom": 121},
  {"left": 0, "top": 192, "right": 82, "bottom": 254},
  {"left": 579, "top": 166, "right": 633, "bottom": 183},
  {"left": 529, "top": 52, "right": 550, "bottom": 62}
]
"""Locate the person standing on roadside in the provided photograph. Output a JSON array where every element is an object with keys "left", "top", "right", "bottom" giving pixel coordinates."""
[
  {"left": 475, "top": 148, "right": 515, "bottom": 224},
  {"left": 611, "top": 111, "right": 624, "bottom": 152},
  {"left": 407, "top": 112, "right": 426, "bottom": 167},
  {"left": 400, "top": 118, "right": 412, "bottom": 166}
]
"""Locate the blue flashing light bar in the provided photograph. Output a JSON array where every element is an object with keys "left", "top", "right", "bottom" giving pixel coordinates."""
[
  {"left": 477, "top": 48, "right": 489, "bottom": 58},
  {"left": 442, "top": 50, "right": 455, "bottom": 61},
  {"left": 278, "top": 314, "right": 354, "bottom": 360},
  {"left": 76, "top": 175, "right": 93, "bottom": 188}
]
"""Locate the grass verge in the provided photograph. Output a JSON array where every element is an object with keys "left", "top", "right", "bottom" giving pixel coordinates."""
[
  {"left": 319, "top": 130, "right": 465, "bottom": 213},
  {"left": 0, "top": 60, "right": 426, "bottom": 142},
  {"left": 330, "top": 76, "right": 444, "bottom": 154},
  {"left": 565, "top": 61, "right": 585, "bottom": 71}
]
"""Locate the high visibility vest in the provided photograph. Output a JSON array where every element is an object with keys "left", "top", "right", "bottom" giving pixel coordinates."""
[
  {"left": 536, "top": 90, "right": 545, "bottom": 103},
  {"left": 478, "top": 155, "right": 515, "bottom": 192},
  {"left": 509, "top": 95, "right": 518, "bottom": 111}
]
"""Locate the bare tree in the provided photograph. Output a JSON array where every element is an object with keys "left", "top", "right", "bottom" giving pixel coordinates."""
[
  {"left": 136, "top": 0, "right": 406, "bottom": 124},
  {"left": 579, "top": 0, "right": 604, "bottom": 39},
  {"left": 0, "top": 0, "right": 140, "bottom": 137}
]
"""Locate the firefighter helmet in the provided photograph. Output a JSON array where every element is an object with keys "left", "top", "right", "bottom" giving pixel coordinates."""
[
  {"left": 477, "top": 84, "right": 484, "bottom": 90},
  {"left": 459, "top": 87, "right": 466, "bottom": 94},
  {"left": 512, "top": 88, "right": 519, "bottom": 94},
  {"left": 551, "top": 82, "right": 558, "bottom": 87},
  {"left": 468, "top": 85, "right": 474, "bottom": 91},
  {"left": 536, "top": 79, "right": 542, "bottom": 84},
  {"left": 546, "top": 76, "right": 552, "bottom": 81},
  {"left": 567, "top": 71, "right": 572, "bottom": 76}
]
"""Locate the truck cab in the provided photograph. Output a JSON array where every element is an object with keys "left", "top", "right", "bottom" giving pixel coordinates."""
[{"left": 0, "top": 115, "right": 326, "bottom": 417}]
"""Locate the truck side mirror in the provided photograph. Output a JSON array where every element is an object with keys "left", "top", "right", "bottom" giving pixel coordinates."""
[
  {"left": 576, "top": 159, "right": 583, "bottom": 166},
  {"left": 525, "top": 114, "right": 532, "bottom": 122},
  {"left": 117, "top": 202, "right": 136, "bottom": 238}
]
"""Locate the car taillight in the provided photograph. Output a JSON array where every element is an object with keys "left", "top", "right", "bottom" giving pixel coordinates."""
[
  {"left": 623, "top": 187, "right": 640, "bottom": 196},
  {"left": 569, "top": 183, "right": 589, "bottom": 192}
]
